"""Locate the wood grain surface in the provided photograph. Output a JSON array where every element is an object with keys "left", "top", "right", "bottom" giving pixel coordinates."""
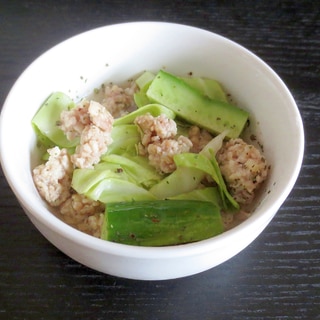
[{"left": 1, "top": 1, "right": 319, "bottom": 319}]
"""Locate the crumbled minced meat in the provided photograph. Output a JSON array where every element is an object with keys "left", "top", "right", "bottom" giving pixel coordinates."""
[
  {"left": 101, "top": 82, "right": 137, "bottom": 118},
  {"left": 216, "top": 138, "right": 269, "bottom": 205},
  {"left": 148, "top": 136, "right": 193, "bottom": 173},
  {"left": 60, "top": 101, "right": 91, "bottom": 141},
  {"left": 134, "top": 113, "right": 193, "bottom": 173},
  {"left": 134, "top": 113, "right": 177, "bottom": 147},
  {"left": 77, "top": 213, "right": 104, "bottom": 238},
  {"left": 88, "top": 100, "right": 114, "bottom": 131},
  {"left": 33, "top": 147, "right": 73, "bottom": 207},
  {"left": 60, "top": 100, "right": 114, "bottom": 168},
  {"left": 188, "top": 125, "right": 213, "bottom": 153},
  {"left": 59, "top": 194, "right": 105, "bottom": 237},
  {"left": 71, "top": 125, "right": 112, "bottom": 169}
]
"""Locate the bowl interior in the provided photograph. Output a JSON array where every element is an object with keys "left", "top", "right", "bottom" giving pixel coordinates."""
[{"left": 0, "top": 22, "right": 304, "bottom": 258}]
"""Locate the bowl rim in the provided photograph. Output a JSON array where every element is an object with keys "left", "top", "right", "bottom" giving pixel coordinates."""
[{"left": 0, "top": 21, "right": 305, "bottom": 260}]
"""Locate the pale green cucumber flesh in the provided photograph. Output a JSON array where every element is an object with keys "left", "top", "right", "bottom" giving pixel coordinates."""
[
  {"left": 113, "top": 103, "right": 175, "bottom": 126},
  {"left": 146, "top": 70, "right": 249, "bottom": 139},
  {"left": 180, "top": 77, "right": 228, "bottom": 102}
]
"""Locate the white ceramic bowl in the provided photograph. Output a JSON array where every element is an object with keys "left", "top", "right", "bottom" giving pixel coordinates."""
[{"left": 0, "top": 22, "right": 304, "bottom": 280}]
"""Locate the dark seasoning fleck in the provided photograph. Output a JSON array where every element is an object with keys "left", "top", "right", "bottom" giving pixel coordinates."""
[{"left": 80, "top": 76, "right": 88, "bottom": 83}]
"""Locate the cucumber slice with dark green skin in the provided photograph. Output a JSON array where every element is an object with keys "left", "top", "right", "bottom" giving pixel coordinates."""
[
  {"left": 146, "top": 70, "right": 249, "bottom": 139},
  {"left": 102, "top": 200, "right": 224, "bottom": 246}
]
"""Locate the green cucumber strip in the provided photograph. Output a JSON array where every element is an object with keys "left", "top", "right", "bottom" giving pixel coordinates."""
[
  {"left": 168, "top": 187, "right": 222, "bottom": 209},
  {"left": 180, "top": 77, "right": 228, "bottom": 102},
  {"left": 101, "top": 154, "right": 162, "bottom": 189},
  {"left": 106, "top": 124, "right": 140, "bottom": 156},
  {"left": 200, "top": 130, "right": 229, "bottom": 158},
  {"left": 102, "top": 200, "right": 223, "bottom": 246},
  {"left": 149, "top": 167, "right": 205, "bottom": 199},
  {"left": 135, "top": 71, "right": 155, "bottom": 90},
  {"left": 173, "top": 152, "right": 239, "bottom": 210},
  {"left": 113, "top": 103, "right": 176, "bottom": 126},
  {"left": 209, "top": 150, "right": 239, "bottom": 210},
  {"left": 71, "top": 162, "right": 129, "bottom": 195},
  {"left": 72, "top": 159, "right": 158, "bottom": 203},
  {"left": 146, "top": 70, "right": 249, "bottom": 138},
  {"left": 32, "top": 124, "right": 56, "bottom": 149},
  {"left": 134, "top": 71, "right": 228, "bottom": 108},
  {"left": 133, "top": 91, "right": 151, "bottom": 108},
  {"left": 173, "top": 152, "right": 225, "bottom": 206},
  {"left": 86, "top": 178, "right": 157, "bottom": 203},
  {"left": 134, "top": 71, "right": 156, "bottom": 107},
  {"left": 32, "top": 92, "right": 77, "bottom": 148}
]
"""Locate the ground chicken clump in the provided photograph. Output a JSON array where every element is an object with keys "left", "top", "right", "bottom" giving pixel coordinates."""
[
  {"left": 60, "top": 100, "right": 114, "bottom": 168},
  {"left": 216, "top": 138, "right": 269, "bottom": 205},
  {"left": 32, "top": 147, "right": 73, "bottom": 207},
  {"left": 134, "top": 113, "right": 177, "bottom": 146},
  {"left": 59, "top": 102, "right": 90, "bottom": 141},
  {"left": 59, "top": 194, "right": 105, "bottom": 237},
  {"left": 148, "top": 136, "right": 193, "bottom": 173},
  {"left": 134, "top": 113, "right": 193, "bottom": 173},
  {"left": 188, "top": 125, "right": 213, "bottom": 153},
  {"left": 101, "top": 82, "right": 137, "bottom": 118}
]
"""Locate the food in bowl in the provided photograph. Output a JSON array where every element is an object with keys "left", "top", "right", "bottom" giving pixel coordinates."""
[
  {"left": 0, "top": 22, "right": 303, "bottom": 279},
  {"left": 31, "top": 69, "right": 269, "bottom": 246}
]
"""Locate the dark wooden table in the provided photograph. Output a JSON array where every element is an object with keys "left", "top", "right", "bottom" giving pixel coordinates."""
[{"left": 1, "top": 1, "right": 319, "bottom": 319}]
